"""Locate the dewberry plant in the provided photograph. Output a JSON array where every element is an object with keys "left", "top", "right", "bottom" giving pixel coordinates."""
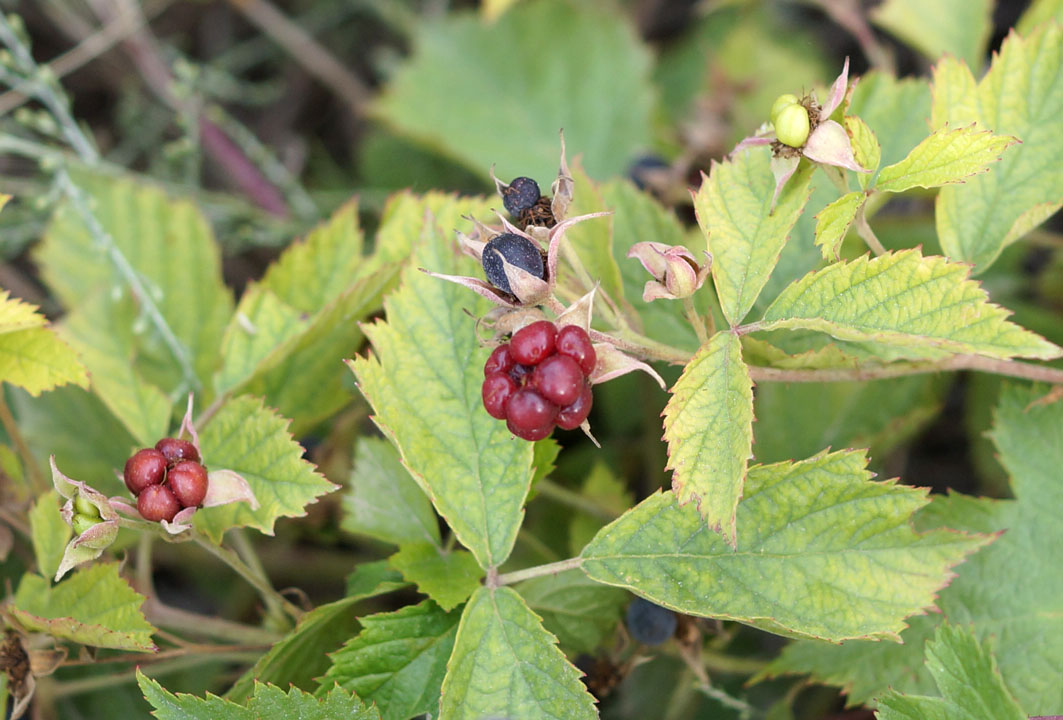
[{"left": 1, "top": 3, "right": 1062, "bottom": 720}]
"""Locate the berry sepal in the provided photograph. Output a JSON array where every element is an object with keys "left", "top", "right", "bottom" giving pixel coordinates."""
[{"left": 51, "top": 456, "right": 120, "bottom": 581}]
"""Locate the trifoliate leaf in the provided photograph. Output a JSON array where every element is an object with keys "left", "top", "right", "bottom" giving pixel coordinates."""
[
  {"left": 875, "top": 624, "right": 1025, "bottom": 720},
  {"left": 10, "top": 564, "right": 156, "bottom": 651},
  {"left": 375, "top": 1, "right": 653, "bottom": 181},
  {"left": 29, "top": 490, "right": 71, "bottom": 581},
  {"left": 516, "top": 569, "right": 628, "bottom": 654},
  {"left": 350, "top": 198, "right": 534, "bottom": 570},
  {"left": 581, "top": 449, "right": 989, "bottom": 642},
  {"left": 933, "top": 23, "right": 1063, "bottom": 271},
  {"left": 0, "top": 290, "right": 88, "bottom": 397},
  {"left": 320, "top": 600, "right": 459, "bottom": 720},
  {"left": 662, "top": 332, "right": 753, "bottom": 547},
  {"left": 260, "top": 200, "right": 365, "bottom": 314},
  {"left": 814, "top": 191, "right": 866, "bottom": 261},
  {"left": 693, "top": 150, "right": 814, "bottom": 326},
  {"left": 874, "top": 125, "right": 1015, "bottom": 193},
  {"left": 439, "top": 586, "right": 597, "bottom": 719},
  {"left": 758, "top": 249, "right": 1062, "bottom": 360},
  {"left": 193, "top": 395, "right": 337, "bottom": 543},
  {"left": 389, "top": 543, "right": 483, "bottom": 611},
  {"left": 342, "top": 437, "right": 440, "bottom": 547},
  {"left": 140, "top": 671, "right": 252, "bottom": 719},
  {"left": 871, "top": 0, "right": 992, "bottom": 70}
]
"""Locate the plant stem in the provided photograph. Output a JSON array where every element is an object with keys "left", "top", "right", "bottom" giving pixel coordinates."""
[
  {"left": 193, "top": 537, "right": 304, "bottom": 621},
  {"left": 49, "top": 651, "right": 263, "bottom": 697},
  {"left": 854, "top": 204, "right": 887, "bottom": 256},
  {"left": 230, "top": 529, "right": 289, "bottom": 624},
  {"left": 701, "top": 648, "right": 769, "bottom": 675},
  {"left": 144, "top": 600, "right": 282, "bottom": 645},
  {"left": 0, "top": 393, "right": 45, "bottom": 494},
  {"left": 536, "top": 478, "right": 619, "bottom": 521},
  {"left": 493, "top": 557, "right": 584, "bottom": 586},
  {"left": 683, "top": 296, "right": 709, "bottom": 345}
]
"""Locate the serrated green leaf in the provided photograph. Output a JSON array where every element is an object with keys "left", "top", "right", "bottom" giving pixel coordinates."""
[
  {"left": 59, "top": 294, "right": 169, "bottom": 447},
  {"left": 694, "top": 150, "right": 813, "bottom": 326},
  {"left": 260, "top": 200, "right": 364, "bottom": 313},
  {"left": 662, "top": 331, "right": 753, "bottom": 546},
  {"left": 0, "top": 289, "right": 46, "bottom": 332},
  {"left": 1016, "top": 0, "right": 1063, "bottom": 34},
  {"left": 874, "top": 125, "right": 1014, "bottom": 193},
  {"left": 320, "top": 600, "right": 459, "bottom": 720},
  {"left": 516, "top": 570, "right": 627, "bottom": 654},
  {"left": 871, "top": 0, "right": 992, "bottom": 69},
  {"left": 876, "top": 624, "right": 1025, "bottom": 720},
  {"left": 848, "top": 72, "right": 932, "bottom": 174},
  {"left": 342, "top": 437, "right": 440, "bottom": 547},
  {"left": 582, "top": 449, "right": 989, "bottom": 642},
  {"left": 375, "top": 1, "right": 653, "bottom": 180},
  {"left": 846, "top": 116, "right": 882, "bottom": 190},
  {"left": 140, "top": 670, "right": 252, "bottom": 720},
  {"left": 345, "top": 559, "right": 411, "bottom": 600},
  {"left": 350, "top": 199, "right": 534, "bottom": 570},
  {"left": 248, "top": 683, "right": 379, "bottom": 719},
  {"left": 814, "top": 191, "right": 866, "bottom": 261},
  {"left": 759, "top": 249, "right": 1062, "bottom": 359},
  {"left": 741, "top": 335, "right": 862, "bottom": 370},
  {"left": 0, "top": 291, "right": 88, "bottom": 397},
  {"left": 10, "top": 564, "right": 155, "bottom": 651},
  {"left": 38, "top": 171, "right": 232, "bottom": 391},
  {"left": 193, "top": 395, "right": 337, "bottom": 542},
  {"left": 933, "top": 24, "right": 1063, "bottom": 271},
  {"left": 29, "top": 490, "right": 71, "bottom": 581},
  {"left": 390, "top": 543, "right": 483, "bottom": 611},
  {"left": 440, "top": 586, "right": 597, "bottom": 719}
]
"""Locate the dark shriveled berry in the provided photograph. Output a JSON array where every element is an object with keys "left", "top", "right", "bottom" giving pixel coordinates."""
[
  {"left": 168, "top": 460, "right": 209, "bottom": 508},
  {"left": 484, "top": 344, "right": 515, "bottom": 376},
  {"left": 506, "top": 388, "right": 558, "bottom": 441},
  {"left": 625, "top": 597, "right": 677, "bottom": 646},
  {"left": 531, "top": 354, "right": 584, "bottom": 406},
  {"left": 481, "top": 233, "right": 545, "bottom": 295},
  {"left": 502, "top": 176, "right": 541, "bottom": 216},
  {"left": 155, "top": 437, "right": 200, "bottom": 465},
  {"left": 482, "top": 373, "right": 518, "bottom": 420},
  {"left": 509, "top": 321, "right": 557, "bottom": 366},
  {"left": 137, "top": 484, "right": 180, "bottom": 522},
  {"left": 556, "top": 325, "right": 597, "bottom": 376},
  {"left": 556, "top": 384, "right": 593, "bottom": 430},
  {"left": 124, "top": 448, "right": 168, "bottom": 496}
]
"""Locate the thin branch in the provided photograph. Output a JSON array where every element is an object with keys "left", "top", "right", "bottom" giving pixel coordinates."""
[
  {"left": 144, "top": 600, "right": 282, "bottom": 645},
  {"left": 493, "top": 557, "right": 584, "bottom": 586},
  {"left": 193, "top": 537, "right": 304, "bottom": 621},
  {"left": 854, "top": 204, "right": 887, "bottom": 256}
]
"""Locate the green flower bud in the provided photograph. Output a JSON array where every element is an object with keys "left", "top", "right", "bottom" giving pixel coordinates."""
[
  {"left": 774, "top": 103, "right": 811, "bottom": 148},
  {"left": 770, "top": 93, "right": 800, "bottom": 125},
  {"left": 74, "top": 494, "right": 100, "bottom": 518},
  {"left": 72, "top": 513, "right": 100, "bottom": 536}
]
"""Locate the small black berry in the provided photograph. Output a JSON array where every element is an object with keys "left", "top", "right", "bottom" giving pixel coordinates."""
[
  {"left": 168, "top": 460, "right": 209, "bottom": 508},
  {"left": 124, "top": 448, "right": 168, "bottom": 496},
  {"left": 502, "top": 176, "right": 541, "bottom": 216},
  {"left": 481, "top": 233, "right": 545, "bottom": 295},
  {"left": 155, "top": 437, "right": 200, "bottom": 465},
  {"left": 137, "top": 484, "right": 180, "bottom": 522},
  {"left": 625, "top": 597, "right": 677, "bottom": 646}
]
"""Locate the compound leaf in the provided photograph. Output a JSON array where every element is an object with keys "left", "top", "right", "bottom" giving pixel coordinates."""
[
  {"left": 581, "top": 449, "right": 989, "bottom": 642},
  {"left": 759, "top": 249, "right": 1061, "bottom": 360},
  {"left": 389, "top": 543, "right": 483, "bottom": 611},
  {"left": 662, "top": 331, "right": 753, "bottom": 547},
  {"left": 140, "top": 671, "right": 252, "bottom": 720},
  {"left": 439, "top": 586, "right": 597, "bottom": 719},
  {"left": 874, "top": 125, "right": 1014, "bottom": 193}
]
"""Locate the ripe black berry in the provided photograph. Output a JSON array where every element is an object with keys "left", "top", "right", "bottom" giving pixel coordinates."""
[
  {"left": 124, "top": 448, "right": 168, "bottom": 496},
  {"left": 484, "top": 344, "right": 515, "bottom": 376},
  {"left": 137, "top": 484, "right": 180, "bottom": 522},
  {"left": 555, "top": 384, "right": 593, "bottom": 430},
  {"left": 531, "top": 354, "right": 584, "bottom": 406},
  {"left": 481, "top": 233, "right": 545, "bottom": 295},
  {"left": 482, "top": 373, "right": 517, "bottom": 420},
  {"left": 505, "top": 388, "right": 558, "bottom": 441},
  {"left": 155, "top": 437, "right": 200, "bottom": 466},
  {"left": 509, "top": 321, "right": 556, "bottom": 366},
  {"left": 168, "top": 460, "right": 208, "bottom": 508},
  {"left": 625, "top": 598, "right": 677, "bottom": 646},
  {"left": 502, "top": 176, "right": 541, "bottom": 216},
  {"left": 556, "top": 325, "right": 597, "bottom": 376}
]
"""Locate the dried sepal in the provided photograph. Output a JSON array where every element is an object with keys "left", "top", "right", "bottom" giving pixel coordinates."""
[
  {"left": 590, "top": 342, "right": 667, "bottom": 389},
  {"left": 51, "top": 457, "right": 120, "bottom": 581}
]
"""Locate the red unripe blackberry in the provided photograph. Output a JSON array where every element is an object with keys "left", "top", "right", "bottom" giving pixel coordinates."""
[
  {"left": 137, "top": 484, "right": 180, "bottom": 522},
  {"left": 155, "top": 437, "right": 200, "bottom": 465},
  {"left": 168, "top": 460, "right": 209, "bottom": 508},
  {"left": 531, "top": 354, "right": 584, "bottom": 406},
  {"left": 556, "top": 384, "right": 593, "bottom": 430},
  {"left": 505, "top": 388, "right": 558, "bottom": 441},
  {"left": 484, "top": 344, "right": 515, "bottom": 376},
  {"left": 556, "top": 325, "right": 597, "bottom": 376},
  {"left": 482, "top": 373, "right": 518, "bottom": 420},
  {"left": 510, "top": 321, "right": 556, "bottom": 366},
  {"left": 124, "top": 448, "right": 168, "bottom": 496}
]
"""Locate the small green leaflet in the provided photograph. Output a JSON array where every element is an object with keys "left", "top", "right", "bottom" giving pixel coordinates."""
[
  {"left": 141, "top": 671, "right": 380, "bottom": 720},
  {"left": 0, "top": 290, "right": 88, "bottom": 397},
  {"left": 693, "top": 149, "right": 813, "bottom": 327},
  {"left": 876, "top": 624, "right": 1025, "bottom": 720},
  {"left": 342, "top": 437, "right": 441, "bottom": 547},
  {"left": 351, "top": 198, "right": 534, "bottom": 570},
  {"left": 193, "top": 395, "right": 338, "bottom": 543},
  {"left": 516, "top": 569, "right": 628, "bottom": 654},
  {"left": 581, "top": 449, "right": 989, "bottom": 642},
  {"left": 847, "top": 72, "right": 933, "bottom": 172},
  {"left": 29, "top": 490, "right": 71, "bottom": 581},
  {"left": 846, "top": 116, "right": 882, "bottom": 189},
  {"left": 874, "top": 125, "right": 1014, "bottom": 193},
  {"left": 662, "top": 332, "right": 753, "bottom": 547},
  {"left": 389, "top": 543, "right": 484, "bottom": 611},
  {"left": 319, "top": 600, "right": 459, "bottom": 720},
  {"left": 814, "top": 191, "right": 865, "bottom": 261},
  {"left": 10, "top": 564, "right": 156, "bottom": 651},
  {"left": 439, "top": 586, "right": 597, "bottom": 719},
  {"left": 871, "top": 0, "right": 992, "bottom": 70},
  {"left": 932, "top": 23, "right": 1063, "bottom": 271},
  {"left": 758, "top": 249, "right": 1062, "bottom": 360}
]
